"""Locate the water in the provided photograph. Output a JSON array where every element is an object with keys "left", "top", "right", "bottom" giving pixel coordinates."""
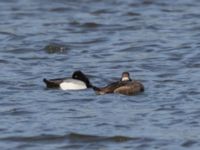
[{"left": 0, "top": 0, "right": 200, "bottom": 149}]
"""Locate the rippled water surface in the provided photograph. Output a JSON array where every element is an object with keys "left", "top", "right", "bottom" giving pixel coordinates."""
[{"left": 0, "top": 0, "right": 200, "bottom": 149}]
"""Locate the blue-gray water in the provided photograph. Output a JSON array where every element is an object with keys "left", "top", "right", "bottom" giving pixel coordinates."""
[{"left": 0, "top": 0, "right": 200, "bottom": 149}]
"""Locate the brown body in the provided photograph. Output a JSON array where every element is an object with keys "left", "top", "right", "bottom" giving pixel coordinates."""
[
  {"left": 114, "top": 81, "right": 144, "bottom": 95},
  {"left": 94, "top": 72, "right": 144, "bottom": 96}
]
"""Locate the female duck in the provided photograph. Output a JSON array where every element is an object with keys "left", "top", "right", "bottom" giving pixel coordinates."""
[
  {"left": 43, "top": 70, "right": 93, "bottom": 90},
  {"left": 94, "top": 72, "right": 144, "bottom": 95}
]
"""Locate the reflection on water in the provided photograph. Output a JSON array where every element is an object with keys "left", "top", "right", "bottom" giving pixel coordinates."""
[{"left": 0, "top": 0, "right": 200, "bottom": 149}]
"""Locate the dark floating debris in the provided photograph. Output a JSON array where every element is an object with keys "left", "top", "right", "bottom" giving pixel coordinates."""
[
  {"left": 69, "top": 21, "right": 101, "bottom": 28},
  {"left": 44, "top": 43, "right": 69, "bottom": 54},
  {"left": 126, "top": 12, "right": 141, "bottom": 16}
]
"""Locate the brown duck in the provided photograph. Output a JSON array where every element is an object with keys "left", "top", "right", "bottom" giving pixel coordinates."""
[{"left": 94, "top": 72, "right": 144, "bottom": 96}]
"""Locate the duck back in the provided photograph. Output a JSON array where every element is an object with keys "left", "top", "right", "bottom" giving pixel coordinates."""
[{"left": 114, "top": 81, "right": 144, "bottom": 95}]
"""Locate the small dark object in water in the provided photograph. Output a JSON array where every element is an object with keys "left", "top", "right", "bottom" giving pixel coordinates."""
[{"left": 44, "top": 43, "right": 68, "bottom": 54}]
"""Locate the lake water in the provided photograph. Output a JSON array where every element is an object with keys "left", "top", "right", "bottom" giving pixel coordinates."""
[{"left": 0, "top": 0, "right": 200, "bottom": 149}]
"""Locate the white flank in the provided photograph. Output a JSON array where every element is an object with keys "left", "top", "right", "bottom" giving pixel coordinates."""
[{"left": 60, "top": 79, "right": 87, "bottom": 90}]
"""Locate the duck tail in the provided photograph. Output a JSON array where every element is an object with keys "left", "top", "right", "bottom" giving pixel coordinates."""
[
  {"left": 43, "top": 78, "right": 48, "bottom": 84},
  {"left": 43, "top": 78, "right": 60, "bottom": 88},
  {"left": 91, "top": 86, "right": 100, "bottom": 91},
  {"left": 91, "top": 86, "right": 105, "bottom": 95}
]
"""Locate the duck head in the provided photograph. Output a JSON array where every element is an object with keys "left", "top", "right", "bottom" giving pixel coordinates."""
[
  {"left": 121, "top": 72, "right": 132, "bottom": 81},
  {"left": 72, "top": 70, "right": 93, "bottom": 88}
]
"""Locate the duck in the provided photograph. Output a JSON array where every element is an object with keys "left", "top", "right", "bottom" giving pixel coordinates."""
[
  {"left": 43, "top": 70, "right": 93, "bottom": 90},
  {"left": 94, "top": 72, "right": 144, "bottom": 95}
]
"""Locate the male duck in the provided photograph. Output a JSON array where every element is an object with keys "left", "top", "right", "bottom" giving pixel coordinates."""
[
  {"left": 43, "top": 70, "right": 93, "bottom": 90},
  {"left": 94, "top": 72, "right": 144, "bottom": 95}
]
